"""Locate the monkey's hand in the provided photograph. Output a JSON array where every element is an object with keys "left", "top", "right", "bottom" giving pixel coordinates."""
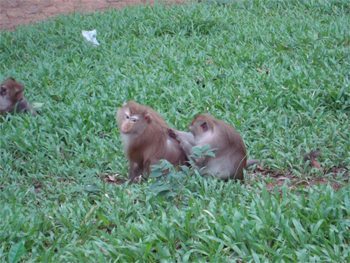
[
  {"left": 168, "top": 128, "right": 180, "bottom": 143},
  {"left": 168, "top": 129, "right": 195, "bottom": 157},
  {"left": 15, "top": 99, "right": 37, "bottom": 115}
]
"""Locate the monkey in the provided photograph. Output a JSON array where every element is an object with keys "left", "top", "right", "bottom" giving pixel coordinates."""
[
  {"left": 0, "top": 77, "right": 35, "bottom": 115},
  {"left": 170, "top": 114, "right": 249, "bottom": 180},
  {"left": 116, "top": 101, "right": 188, "bottom": 182}
]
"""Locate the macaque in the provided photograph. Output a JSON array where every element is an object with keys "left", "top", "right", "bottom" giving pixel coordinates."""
[
  {"left": 116, "top": 101, "right": 188, "bottom": 182},
  {"left": 171, "top": 114, "right": 248, "bottom": 180},
  {"left": 0, "top": 77, "right": 35, "bottom": 115}
]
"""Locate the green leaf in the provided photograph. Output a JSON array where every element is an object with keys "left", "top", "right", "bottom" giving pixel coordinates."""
[{"left": 8, "top": 241, "right": 26, "bottom": 263}]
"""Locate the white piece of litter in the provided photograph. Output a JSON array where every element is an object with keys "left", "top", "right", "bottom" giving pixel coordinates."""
[{"left": 82, "top": 29, "right": 100, "bottom": 46}]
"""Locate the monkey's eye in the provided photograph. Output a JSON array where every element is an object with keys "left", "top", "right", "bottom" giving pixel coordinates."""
[
  {"left": 130, "top": 117, "right": 138, "bottom": 123},
  {"left": 0, "top": 86, "right": 6, "bottom": 96},
  {"left": 125, "top": 115, "right": 130, "bottom": 119},
  {"left": 200, "top": 122, "right": 208, "bottom": 131}
]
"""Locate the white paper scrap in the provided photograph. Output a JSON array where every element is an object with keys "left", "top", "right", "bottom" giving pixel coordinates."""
[{"left": 82, "top": 29, "right": 100, "bottom": 46}]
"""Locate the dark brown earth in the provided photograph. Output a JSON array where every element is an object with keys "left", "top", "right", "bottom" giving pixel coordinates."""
[{"left": 0, "top": 0, "right": 183, "bottom": 30}]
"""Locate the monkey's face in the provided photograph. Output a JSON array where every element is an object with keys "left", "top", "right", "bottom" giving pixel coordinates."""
[
  {"left": 0, "top": 82, "right": 11, "bottom": 99},
  {"left": 190, "top": 119, "right": 209, "bottom": 137},
  {"left": 0, "top": 78, "right": 24, "bottom": 111},
  {"left": 0, "top": 85, "right": 12, "bottom": 111},
  {"left": 117, "top": 108, "right": 148, "bottom": 135},
  {"left": 0, "top": 78, "right": 24, "bottom": 102}
]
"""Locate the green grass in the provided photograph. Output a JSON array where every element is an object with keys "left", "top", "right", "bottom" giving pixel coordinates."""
[{"left": 1, "top": 0, "right": 349, "bottom": 261}]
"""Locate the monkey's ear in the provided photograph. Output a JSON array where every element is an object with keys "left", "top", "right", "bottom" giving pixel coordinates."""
[
  {"left": 14, "top": 84, "right": 24, "bottom": 101},
  {"left": 144, "top": 112, "right": 151, "bottom": 123},
  {"left": 200, "top": 122, "right": 208, "bottom": 132},
  {"left": 16, "top": 83, "right": 24, "bottom": 91}
]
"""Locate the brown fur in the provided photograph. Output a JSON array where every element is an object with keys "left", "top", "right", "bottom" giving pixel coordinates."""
[
  {"left": 0, "top": 77, "right": 35, "bottom": 115},
  {"left": 116, "top": 101, "right": 187, "bottom": 181},
  {"left": 174, "top": 114, "right": 247, "bottom": 180}
]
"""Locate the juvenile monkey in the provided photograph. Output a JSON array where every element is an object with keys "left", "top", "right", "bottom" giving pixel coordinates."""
[
  {"left": 171, "top": 114, "right": 247, "bottom": 180},
  {"left": 116, "top": 101, "right": 188, "bottom": 182},
  {"left": 0, "top": 77, "right": 35, "bottom": 115}
]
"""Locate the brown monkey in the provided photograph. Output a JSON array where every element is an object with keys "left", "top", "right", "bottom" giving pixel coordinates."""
[
  {"left": 116, "top": 101, "right": 188, "bottom": 182},
  {"left": 0, "top": 77, "right": 35, "bottom": 115},
  {"left": 172, "top": 114, "right": 248, "bottom": 180}
]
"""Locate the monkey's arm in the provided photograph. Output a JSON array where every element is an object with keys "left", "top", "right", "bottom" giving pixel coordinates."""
[
  {"left": 169, "top": 129, "right": 210, "bottom": 167},
  {"left": 168, "top": 129, "right": 211, "bottom": 167},
  {"left": 175, "top": 132, "right": 209, "bottom": 168},
  {"left": 14, "top": 99, "right": 36, "bottom": 115},
  {"left": 168, "top": 129, "right": 195, "bottom": 156}
]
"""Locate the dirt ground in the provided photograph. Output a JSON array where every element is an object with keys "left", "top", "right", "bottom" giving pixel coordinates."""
[{"left": 0, "top": 0, "right": 182, "bottom": 30}]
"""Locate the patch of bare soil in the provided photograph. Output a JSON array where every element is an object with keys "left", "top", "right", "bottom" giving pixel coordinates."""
[
  {"left": 250, "top": 165, "right": 349, "bottom": 191},
  {"left": 0, "top": 0, "right": 184, "bottom": 30},
  {"left": 101, "top": 173, "right": 127, "bottom": 185}
]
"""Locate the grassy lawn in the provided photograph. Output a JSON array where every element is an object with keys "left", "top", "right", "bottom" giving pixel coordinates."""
[{"left": 1, "top": 0, "right": 349, "bottom": 261}]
